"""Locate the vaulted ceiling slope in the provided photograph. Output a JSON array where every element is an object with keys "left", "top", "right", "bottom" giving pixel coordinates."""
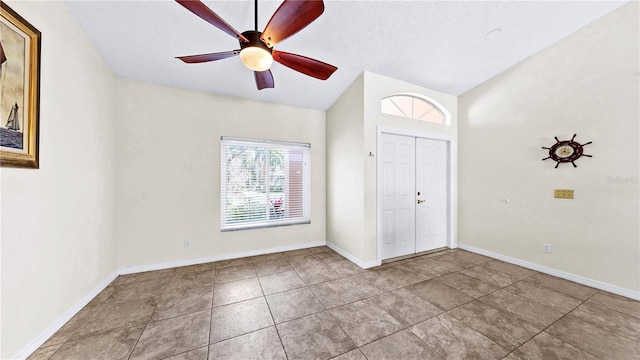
[{"left": 65, "top": 0, "right": 626, "bottom": 111}]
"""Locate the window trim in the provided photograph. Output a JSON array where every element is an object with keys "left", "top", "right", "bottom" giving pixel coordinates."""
[
  {"left": 221, "top": 137, "right": 311, "bottom": 149},
  {"left": 220, "top": 137, "right": 311, "bottom": 232},
  {"left": 381, "top": 92, "right": 451, "bottom": 125}
]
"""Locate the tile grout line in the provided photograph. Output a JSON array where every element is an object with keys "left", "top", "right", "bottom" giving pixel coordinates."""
[
  {"left": 582, "top": 293, "right": 640, "bottom": 322},
  {"left": 238, "top": 253, "right": 524, "bottom": 356},
  {"left": 278, "top": 249, "right": 375, "bottom": 358},
  {"left": 127, "top": 269, "right": 185, "bottom": 360},
  {"left": 31, "top": 247, "right": 637, "bottom": 360},
  {"left": 35, "top": 250, "right": 452, "bottom": 357},
  {"left": 499, "top": 291, "right": 605, "bottom": 360},
  {"left": 206, "top": 272, "right": 216, "bottom": 360},
  {"left": 252, "top": 275, "right": 290, "bottom": 360},
  {"left": 434, "top": 271, "right": 549, "bottom": 359},
  {"left": 451, "top": 263, "right": 601, "bottom": 358}
]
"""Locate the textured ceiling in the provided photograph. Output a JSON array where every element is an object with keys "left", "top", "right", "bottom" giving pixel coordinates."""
[{"left": 65, "top": 0, "right": 625, "bottom": 111}]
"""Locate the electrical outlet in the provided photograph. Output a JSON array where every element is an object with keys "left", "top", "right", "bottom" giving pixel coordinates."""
[
  {"left": 543, "top": 244, "right": 551, "bottom": 253},
  {"left": 184, "top": 239, "right": 191, "bottom": 248},
  {"left": 336, "top": 229, "right": 341, "bottom": 237},
  {"left": 554, "top": 189, "right": 574, "bottom": 199}
]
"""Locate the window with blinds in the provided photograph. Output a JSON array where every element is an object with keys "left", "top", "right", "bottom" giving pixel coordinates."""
[{"left": 220, "top": 137, "right": 311, "bottom": 231}]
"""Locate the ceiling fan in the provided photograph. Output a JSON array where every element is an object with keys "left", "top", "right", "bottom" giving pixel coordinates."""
[{"left": 175, "top": 0, "right": 338, "bottom": 90}]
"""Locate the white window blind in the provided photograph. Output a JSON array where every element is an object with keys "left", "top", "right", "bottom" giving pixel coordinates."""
[{"left": 221, "top": 137, "right": 311, "bottom": 231}]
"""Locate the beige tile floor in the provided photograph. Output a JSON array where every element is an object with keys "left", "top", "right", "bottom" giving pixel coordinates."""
[{"left": 28, "top": 247, "right": 640, "bottom": 360}]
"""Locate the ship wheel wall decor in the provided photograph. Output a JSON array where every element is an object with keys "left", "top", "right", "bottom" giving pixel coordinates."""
[{"left": 542, "top": 134, "right": 592, "bottom": 168}]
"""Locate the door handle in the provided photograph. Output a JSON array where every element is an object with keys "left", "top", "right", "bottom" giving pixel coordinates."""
[{"left": 417, "top": 199, "right": 425, "bottom": 204}]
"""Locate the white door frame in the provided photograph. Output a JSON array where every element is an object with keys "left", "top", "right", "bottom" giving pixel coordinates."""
[{"left": 376, "top": 125, "right": 457, "bottom": 264}]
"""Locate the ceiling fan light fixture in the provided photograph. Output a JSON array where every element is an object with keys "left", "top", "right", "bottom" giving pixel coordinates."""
[
  {"left": 240, "top": 46, "right": 273, "bottom": 71},
  {"left": 175, "top": 0, "right": 337, "bottom": 90},
  {"left": 239, "top": 30, "right": 273, "bottom": 72}
]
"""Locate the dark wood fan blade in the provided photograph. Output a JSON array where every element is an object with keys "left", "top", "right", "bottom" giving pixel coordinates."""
[
  {"left": 177, "top": 50, "right": 240, "bottom": 63},
  {"left": 254, "top": 70, "right": 275, "bottom": 90},
  {"left": 261, "top": 0, "right": 324, "bottom": 47},
  {"left": 272, "top": 50, "right": 337, "bottom": 80},
  {"left": 176, "top": 0, "right": 248, "bottom": 42}
]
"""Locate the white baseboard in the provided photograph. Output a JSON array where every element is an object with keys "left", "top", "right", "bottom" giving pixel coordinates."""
[
  {"left": 119, "top": 241, "right": 327, "bottom": 275},
  {"left": 11, "top": 271, "right": 119, "bottom": 360},
  {"left": 326, "top": 242, "right": 381, "bottom": 269},
  {"left": 458, "top": 244, "right": 640, "bottom": 301}
]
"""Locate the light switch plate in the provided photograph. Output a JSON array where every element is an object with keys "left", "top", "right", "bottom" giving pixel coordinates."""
[{"left": 554, "top": 189, "right": 574, "bottom": 199}]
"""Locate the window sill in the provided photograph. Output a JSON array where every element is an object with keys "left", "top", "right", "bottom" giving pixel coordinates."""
[{"left": 221, "top": 220, "right": 311, "bottom": 232}]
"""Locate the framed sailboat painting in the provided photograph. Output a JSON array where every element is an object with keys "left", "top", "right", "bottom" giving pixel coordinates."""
[{"left": 0, "top": 3, "right": 40, "bottom": 168}]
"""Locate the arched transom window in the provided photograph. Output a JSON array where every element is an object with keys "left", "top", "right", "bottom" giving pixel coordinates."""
[{"left": 381, "top": 94, "right": 448, "bottom": 125}]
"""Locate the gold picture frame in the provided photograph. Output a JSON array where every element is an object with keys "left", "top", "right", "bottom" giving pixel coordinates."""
[{"left": 0, "top": 3, "right": 41, "bottom": 168}]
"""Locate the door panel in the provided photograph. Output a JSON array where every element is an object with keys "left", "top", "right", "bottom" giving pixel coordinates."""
[
  {"left": 383, "top": 210, "right": 394, "bottom": 246},
  {"left": 380, "top": 133, "right": 416, "bottom": 259},
  {"left": 415, "top": 138, "right": 448, "bottom": 252}
]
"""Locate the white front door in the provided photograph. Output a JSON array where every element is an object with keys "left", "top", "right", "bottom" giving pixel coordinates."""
[
  {"left": 380, "top": 133, "right": 416, "bottom": 259},
  {"left": 380, "top": 134, "right": 449, "bottom": 260},
  {"left": 415, "top": 138, "right": 448, "bottom": 252}
]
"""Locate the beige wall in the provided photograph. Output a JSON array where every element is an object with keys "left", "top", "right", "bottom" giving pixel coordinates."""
[
  {"left": 115, "top": 79, "right": 326, "bottom": 269},
  {"left": 0, "top": 1, "right": 117, "bottom": 358},
  {"left": 326, "top": 71, "right": 458, "bottom": 264},
  {"left": 458, "top": 2, "right": 639, "bottom": 293},
  {"left": 326, "top": 74, "right": 365, "bottom": 258}
]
